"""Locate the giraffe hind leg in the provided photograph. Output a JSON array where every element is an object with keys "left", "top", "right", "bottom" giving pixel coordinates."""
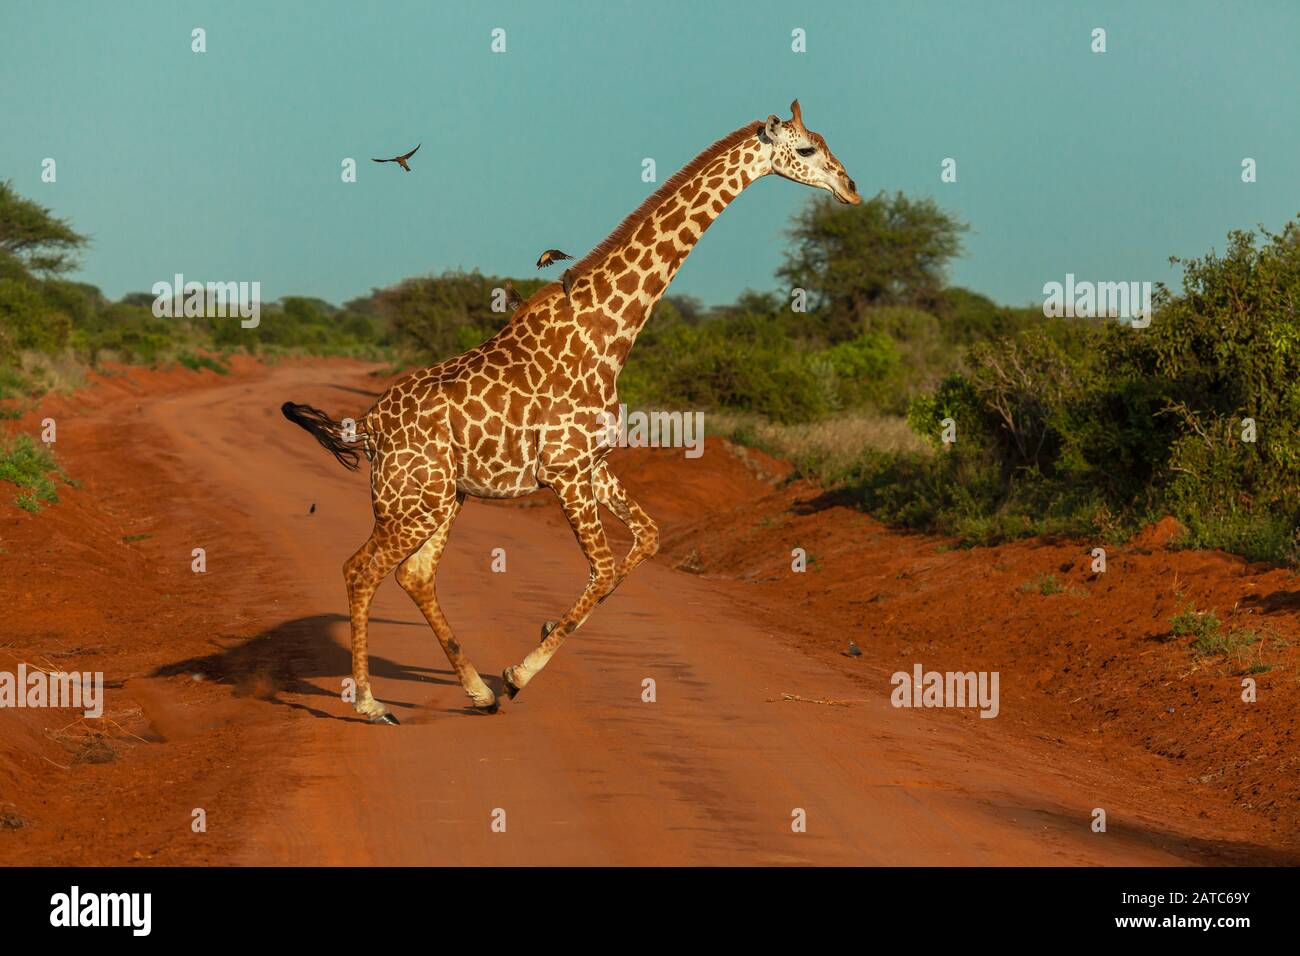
[
  {"left": 343, "top": 510, "right": 450, "bottom": 723},
  {"left": 395, "top": 493, "right": 499, "bottom": 713}
]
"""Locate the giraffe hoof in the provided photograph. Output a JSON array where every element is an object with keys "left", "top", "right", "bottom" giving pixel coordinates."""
[
  {"left": 502, "top": 668, "right": 522, "bottom": 700},
  {"left": 540, "top": 620, "right": 558, "bottom": 641},
  {"left": 473, "top": 700, "right": 500, "bottom": 715},
  {"left": 370, "top": 712, "right": 400, "bottom": 725}
]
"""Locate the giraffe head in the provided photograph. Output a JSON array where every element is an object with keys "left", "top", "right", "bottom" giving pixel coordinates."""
[{"left": 763, "top": 100, "right": 860, "bottom": 205}]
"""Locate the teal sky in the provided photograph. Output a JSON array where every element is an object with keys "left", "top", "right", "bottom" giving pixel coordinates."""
[{"left": 3, "top": 0, "right": 1297, "bottom": 308}]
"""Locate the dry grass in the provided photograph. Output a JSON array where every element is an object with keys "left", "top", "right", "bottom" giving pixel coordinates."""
[
  {"left": 19, "top": 349, "right": 86, "bottom": 395},
  {"left": 708, "top": 408, "right": 930, "bottom": 484}
]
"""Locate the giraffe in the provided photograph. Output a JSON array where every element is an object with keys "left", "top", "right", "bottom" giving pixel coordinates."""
[{"left": 282, "top": 100, "right": 860, "bottom": 723}]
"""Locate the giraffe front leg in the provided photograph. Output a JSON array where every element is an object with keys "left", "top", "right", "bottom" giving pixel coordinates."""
[{"left": 503, "top": 472, "right": 615, "bottom": 698}]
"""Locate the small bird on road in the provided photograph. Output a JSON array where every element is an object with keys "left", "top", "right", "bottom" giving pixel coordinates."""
[
  {"left": 309, "top": 503, "right": 316, "bottom": 515},
  {"left": 372, "top": 143, "right": 421, "bottom": 172},
  {"left": 844, "top": 641, "right": 862, "bottom": 658},
  {"left": 503, "top": 280, "right": 523, "bottom": 311},
  {"left": 536, "top": 248, "right": 573, "bottom": 269}
]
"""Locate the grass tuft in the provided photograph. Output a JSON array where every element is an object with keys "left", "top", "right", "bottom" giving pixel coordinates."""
[
  {"left": 1170, "top": 604, "right": 1223, "bottom": 647},
  {"left": 0, "top": 434, "right": 67, "bottom": 513},
  {"left": 175, "top": 351, "right": 230, "bottom": 375},
  {"left": 1019, "top": 572, "right": 1066, "bottom": 596}
]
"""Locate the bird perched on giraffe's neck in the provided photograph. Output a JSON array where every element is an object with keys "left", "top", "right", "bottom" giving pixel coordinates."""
[{"left": 503, "top": 279, "right": 523, "bottom": 311}]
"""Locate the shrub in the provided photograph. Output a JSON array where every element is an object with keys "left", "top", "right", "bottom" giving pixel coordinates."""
[
  {"left": 1170, "top": 605, "right": 1224, "bottom": 650},
  {"left": 859, "top": 218, "right": 1300, "bottom": 563},
  {"left": 0, "top": 434, "right": 66, "bottom": 512},
  {"left": 0, "top": 279, "right": 72, "bottom": 352},
  {"left": 818, "top": 331, "right": 902, "bottom": 410},
  {"left": 176, "top": 351, "right": 230, "bottom": 374}
]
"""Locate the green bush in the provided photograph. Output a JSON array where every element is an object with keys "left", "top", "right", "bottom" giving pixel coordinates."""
[
  {"left": 0, "top": 278, "right": 71, "bottom": 352},
  {"left": 0, "top": 365, "right": 34, "bottom": 400},
  {"left": 1171, "top": 605, "right": 1222, "bottom": 645},
  {"left": 72, "top": 302, "right": 176, "bottom": 363},
  {"left": 0, "top": 434, "right": 66, "bottom": 512},
  {"left": 176, "top": 350, "right": 230, "bottom": 374},
  {"left": 656, "top": 323, "right": 833, "bottom": 422},
  {"left": 818, "top": 331, "right": 902, "bottom": 410},
  {"left": 858, "top": 218, "right": 1300, "bottom": 563},
  {"left": 379, "top": 270, "right": 545, "bottom": 360}
]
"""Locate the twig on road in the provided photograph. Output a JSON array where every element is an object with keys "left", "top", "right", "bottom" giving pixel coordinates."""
[{"left": 769, "top": 693, "right": 868, "bottom": 707}]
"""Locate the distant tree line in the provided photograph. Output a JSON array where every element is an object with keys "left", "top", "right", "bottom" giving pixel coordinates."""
[{"left": 6, "top": 178, "right": 1300, "bottom": 562}]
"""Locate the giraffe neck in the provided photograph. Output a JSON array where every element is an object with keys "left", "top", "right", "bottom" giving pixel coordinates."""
[{"left": 564, "top": 125, "right": 774, "bottom": 369}]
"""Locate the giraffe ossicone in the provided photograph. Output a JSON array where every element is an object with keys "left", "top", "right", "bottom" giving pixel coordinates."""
[{"left": 283, "top": 100, "right": 859, "bottom": 722}]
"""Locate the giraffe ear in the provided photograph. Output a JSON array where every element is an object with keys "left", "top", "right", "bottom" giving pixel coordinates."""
[
  {"left": 764, "top": 114, "right": 781, "bottom": 140},
  {"left": 789, "top": 99, "right": 804, "bottom": 127}
]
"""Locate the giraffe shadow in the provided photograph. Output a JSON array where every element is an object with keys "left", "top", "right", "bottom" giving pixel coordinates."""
[{"left": 151, "top": 613, "right": 459, "bottom": 720}]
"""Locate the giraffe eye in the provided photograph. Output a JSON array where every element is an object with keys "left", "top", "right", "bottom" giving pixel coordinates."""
[{"left": 796, "top": 146, "right": 817, "bottom": 157}]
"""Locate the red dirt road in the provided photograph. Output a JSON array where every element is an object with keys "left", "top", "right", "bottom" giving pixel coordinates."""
[
  {"left": 3, "top": 360, "right": 1294, "bottom": 865},
  {"left": 130, "top": 365, "right": 1245, "bottom": 865}
]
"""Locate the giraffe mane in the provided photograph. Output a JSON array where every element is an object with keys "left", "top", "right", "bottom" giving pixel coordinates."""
[{"left": 566, "top": 121, "right": 764, "bottom": 282}]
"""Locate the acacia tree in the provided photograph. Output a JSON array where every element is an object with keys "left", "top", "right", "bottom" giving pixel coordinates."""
[
  {"left": 0, "top": 180, "right": 86, "bottom": 276},
  {"left": 778, "top": 191, "right": 966, "bottom": 341},
  {"left": 0, "top": 182, "right": 90, "bottom": 356}
]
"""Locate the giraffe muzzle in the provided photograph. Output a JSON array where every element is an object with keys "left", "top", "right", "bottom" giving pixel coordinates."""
[{"left": 835, "top": 176, "right": 862, "bottom": 205}]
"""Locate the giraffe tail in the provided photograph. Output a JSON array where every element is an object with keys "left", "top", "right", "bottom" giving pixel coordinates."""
[{"left": 280, "top": 401, "right": 370, "bottom": 471}]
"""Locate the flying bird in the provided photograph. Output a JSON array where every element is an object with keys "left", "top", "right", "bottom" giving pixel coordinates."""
[
  {"left": 536, "top": 248, "right": 573, "bottom": 269},
  {"left": 503, "top": 279, "right": 523, "bottom": 311},
  {"left": 372, "top": 143, "right": 421, "bottom": 172}
]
